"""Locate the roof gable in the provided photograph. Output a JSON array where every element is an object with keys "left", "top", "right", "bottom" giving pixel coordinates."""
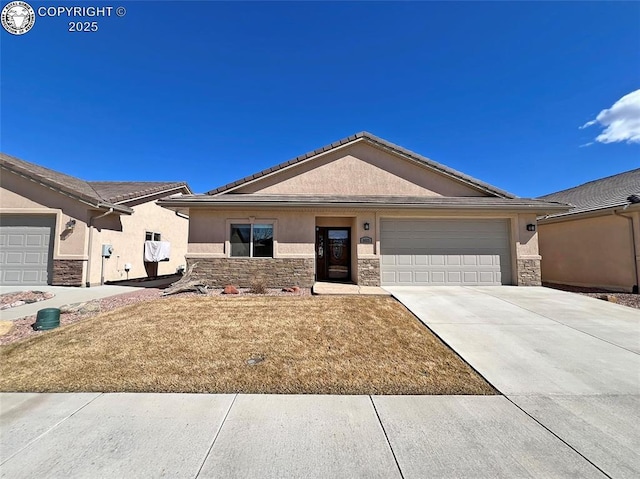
[
  {"left": 539, "top": 168, "right": 640, "bottom": 217},
  {"left": 0, "top": 152, "right": 191, "bottom": 212},
  {"left": 207, "top": 132, "right": 515, "bottom": 198}
]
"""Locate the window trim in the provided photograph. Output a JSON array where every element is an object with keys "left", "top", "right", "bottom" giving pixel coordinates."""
[
  {"left": 226, "top": 218, "right": 277, "bottom": 258},
  {"left": 145, "top": 231, "right": 161, "bottom": 241}
]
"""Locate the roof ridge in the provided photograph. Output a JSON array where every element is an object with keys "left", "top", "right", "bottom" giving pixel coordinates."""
[{"left": 206, "top": 132, "right": 515, "bottom": 198}]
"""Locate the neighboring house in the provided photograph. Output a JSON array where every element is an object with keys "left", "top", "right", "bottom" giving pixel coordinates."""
[
  {"left": 538, "top": 168, "right": 640, "bottom": 293},
  {"left": 159, "top": 132, "right": 567, "bottom": 288},
  {"left": 0, "top": 153, "right": 191, "bottom": 286}
]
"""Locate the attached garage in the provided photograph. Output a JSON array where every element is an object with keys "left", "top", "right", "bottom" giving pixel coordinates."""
[
  {"left": 380, "top": 219, "right": 512, "bottom": 286},
  {"left": 0, "top": 215, "right": 55, "bottom": 285}
]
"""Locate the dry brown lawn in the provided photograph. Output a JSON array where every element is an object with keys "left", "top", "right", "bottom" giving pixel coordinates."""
[{"left": 0, "top": 296, "right": 496, "bottom": 395}]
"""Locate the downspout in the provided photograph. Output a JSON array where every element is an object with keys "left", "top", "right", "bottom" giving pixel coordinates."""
[
  {"left": 86, "top": 208, "right": 115, "bottom": 287},
  {"left": 614, "top": 208, "right": 639, "bottom": 293}
]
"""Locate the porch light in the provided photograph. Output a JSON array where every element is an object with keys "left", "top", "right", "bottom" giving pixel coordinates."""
[
  {"left": 65, "top": 219, "right": 76, "bottom": 230},
  {"left": 364, "top": 222, "right": 370, "bottom": 231},
  {"left": 526, "top": 224, "right": 536, "bottom": 232}
]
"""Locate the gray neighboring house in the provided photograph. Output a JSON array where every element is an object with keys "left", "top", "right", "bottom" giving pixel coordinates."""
[{"left": 538, "top": 168, "right": 640, "bottom": 293}]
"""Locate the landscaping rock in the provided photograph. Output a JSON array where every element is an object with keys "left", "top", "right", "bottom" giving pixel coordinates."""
[
  {"left": 598, "top": 294, "right": 618, "bottom": 303},
  {"left": 223, "top": 285, "right": 239, "bottom": 294},
  {"left": 59, "top": 301, "right": 101, "bottom": 314},
  {"left": 292, "top": 286, "right": 300, "bottom": 293},
  {"left": 0, "top": 321, "right": 14, "bottom": 336},
  {"left": 282, "top": 288, "right": 294, "bottom": 293}
]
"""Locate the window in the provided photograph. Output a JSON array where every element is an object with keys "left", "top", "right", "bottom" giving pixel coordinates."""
[
  {"left": 230, "top": 223, "right": 273, "bottom": 257},
  {"left": 145, "top": 232, "right": 161, "bottom": 241}
]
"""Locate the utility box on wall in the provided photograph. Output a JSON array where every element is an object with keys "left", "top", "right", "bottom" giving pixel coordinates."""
[{"left": 102, "top": 244, "right": 113, "bottom": 258}]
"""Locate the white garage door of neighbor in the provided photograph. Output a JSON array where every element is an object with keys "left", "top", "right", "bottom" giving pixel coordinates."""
[
  {"left": 380, "top": 219, "right": 512, "bottom": 286},
  {"left": 0, "top": 216, "right": 55, "bottom": 285}
]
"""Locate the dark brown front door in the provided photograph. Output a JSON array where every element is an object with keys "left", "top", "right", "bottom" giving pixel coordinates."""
[{"left": 316, "top": 227, "right": 351, "bottom": 282}]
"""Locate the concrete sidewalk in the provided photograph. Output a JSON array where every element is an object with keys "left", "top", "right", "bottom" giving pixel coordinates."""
[
  {"left": 0, "top": 392, "right": 605, "bottom": 478},
  {"left": 387, "top": 286, "right": 640, "bottom": 478},
  {"left": 312, "top": 281, "right": 390, "bottom": 295},
  {"left": 0, "top": 285, "right": 139, "bottom": 321}
]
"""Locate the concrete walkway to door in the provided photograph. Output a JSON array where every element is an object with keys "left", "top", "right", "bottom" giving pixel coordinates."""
[{"left": 387, "top": 286, "right": 640, "bottom": 478}]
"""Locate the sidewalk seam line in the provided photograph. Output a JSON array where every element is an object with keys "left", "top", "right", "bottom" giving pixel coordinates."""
[
  {"left": 0, "top": 392, "right": 104, "bottom": 466},
  {"left": 369, "top": 396, "right": 405, "bottom": 479},
  {"left": 194, "top": 393, "right": 238, "bottom": 479},
  {"left": 470, "top": 289, "right": 639, "bottom": 356},
  {"left": 505, "top": 395, "right": 612, "bottom": 479}
]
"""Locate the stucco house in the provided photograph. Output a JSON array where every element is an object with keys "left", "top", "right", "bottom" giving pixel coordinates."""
[
  {"left": 0, "top": 153, "right": 191, "bottom": 286},
  {"left": 538, "top": 168, "right": 640, "bottom": 293},
  {"left": 159, "top": 132, "right": 568, "bottom": 288}
]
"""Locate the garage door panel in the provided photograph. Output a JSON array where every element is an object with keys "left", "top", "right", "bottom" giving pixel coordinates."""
[
  {"left": 415, "top": 255, "right": 428, "bottom": 265},
  {"left": 415, "top": 271, "right": 429, "bottom": 282},
  {"left": 464, "top": 271, "right": 478, "bottom": 282},
  {"left": 431, "top": 255, "right": 445, "bottom": 265},
  {"left": 7, "top": 234, "right": 25, "bottom": 246},
  {"left": 5, "top": 252, "right": 23, "bottom": 264},
  {"left": 380, "top": 219, "right": 511, "bottom": 286},
  {"left": 0, "top": 217, "right": 54, "bottom": 285},
  {"left": 24, "top": 252, "right": 44, "bottom": 264}
]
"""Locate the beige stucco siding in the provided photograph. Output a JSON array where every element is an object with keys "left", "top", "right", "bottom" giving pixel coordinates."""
[
  {"left": 539, "top": 213, "right": 636, "bottom": 292},
  {"left": 188, "top": 209, "right": 316, "bottom": 258},
  {"left": 89, "top": 198, "right": 189, "bottom": 285},
  {"left": 1, "top": 171, "right": 88, "bottom": 259},
  {"left": 233, "top": 143, "right": 488, "bottom": 197},
  {"left": 187, "top": 207, "right": 538, "bottom": 285}
]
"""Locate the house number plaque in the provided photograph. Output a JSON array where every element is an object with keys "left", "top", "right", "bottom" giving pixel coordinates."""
[{"left": 359, "top": 236, "right": 373, "bottom": 244}]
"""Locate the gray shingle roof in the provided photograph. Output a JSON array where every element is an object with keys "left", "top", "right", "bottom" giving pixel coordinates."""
[
  {"left": 159, "top": 194, "right": 569, "bottom": 213},
  {"left": 206, "top": 132, "right": 516, "bottom": 198},
  {"left": 0, "top": 152, "right": 191, "bottom": 212},
  {"left": 89, "top": 181, "right": 192, "bottom": 203},
  {"left": 539, "top": 168, "right": 640, "bottom": 217}
]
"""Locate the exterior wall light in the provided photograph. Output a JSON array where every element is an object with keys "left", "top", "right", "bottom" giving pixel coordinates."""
[
  {"left": 65, "top": 219, "right": 77, "bottom": 230},
  {"left": 526, "top": 224, "right": 536, "bottom": 232},
  {"left": 364, "top": 222, "right": 370, "bottom": 231}
]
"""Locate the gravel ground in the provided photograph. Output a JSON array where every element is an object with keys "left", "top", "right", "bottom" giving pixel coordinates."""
[
  {"left": 544, "top": 283, "right": 640, "bottom": 310},
  {"left": 0, "top": 291, "right": 55, "bottom": 310},
  {"left": 0, "top": 287, "right": 310, "bottom": 346}
]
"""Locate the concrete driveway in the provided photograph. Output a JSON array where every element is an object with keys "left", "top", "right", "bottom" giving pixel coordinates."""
[
  {"left": 0, "top": 285, "right": 139, "bottom": 321},
  {"left": 387, "top": 286, "right": 640, "bottom": 478}
]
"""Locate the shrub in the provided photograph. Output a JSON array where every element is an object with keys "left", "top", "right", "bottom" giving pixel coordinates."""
[{"left": 249, "top": 280, "right": 268, "bottom": 294}]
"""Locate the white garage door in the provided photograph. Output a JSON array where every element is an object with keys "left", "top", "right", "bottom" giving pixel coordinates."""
[
  {"left": 0, "top": 216, "right": 55, "bottom": 285},
  {"left": 380, "top": 219, "right": 511, "bottom": 286}
]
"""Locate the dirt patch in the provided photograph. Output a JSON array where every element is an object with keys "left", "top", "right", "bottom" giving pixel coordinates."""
[
  {"left": 0, "top": 295, "right": 495, "bottom": 395},
  {"left": 0, "top": 291, "right": 55, "bottom": 310}
]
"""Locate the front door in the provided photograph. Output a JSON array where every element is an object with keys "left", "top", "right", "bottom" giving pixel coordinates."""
[{"left": 316, "top": 227, "right": 351, "bottom": 282}]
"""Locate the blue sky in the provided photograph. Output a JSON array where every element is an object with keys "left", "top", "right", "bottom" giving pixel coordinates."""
[{"left": 2, "top": 1, "right": 639, "bottom": 197}]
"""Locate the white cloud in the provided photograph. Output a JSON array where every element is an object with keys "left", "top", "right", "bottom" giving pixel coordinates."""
[{"left": 580, "top": 89, "right": 640, "bottom": 144}]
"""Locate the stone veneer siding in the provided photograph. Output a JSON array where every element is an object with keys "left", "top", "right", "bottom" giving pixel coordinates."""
[
  {"left": 517, "top": 258, "right": 542, "bottom": 286},
  {"left": 51, "top": 259, "right": 84, "bottom": 286},
  {"left": 187, "top": 257, "right": 315, "bottom": 288},
  {"left": 358, "top": 258, "right": 381, "bottom": 286}
]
